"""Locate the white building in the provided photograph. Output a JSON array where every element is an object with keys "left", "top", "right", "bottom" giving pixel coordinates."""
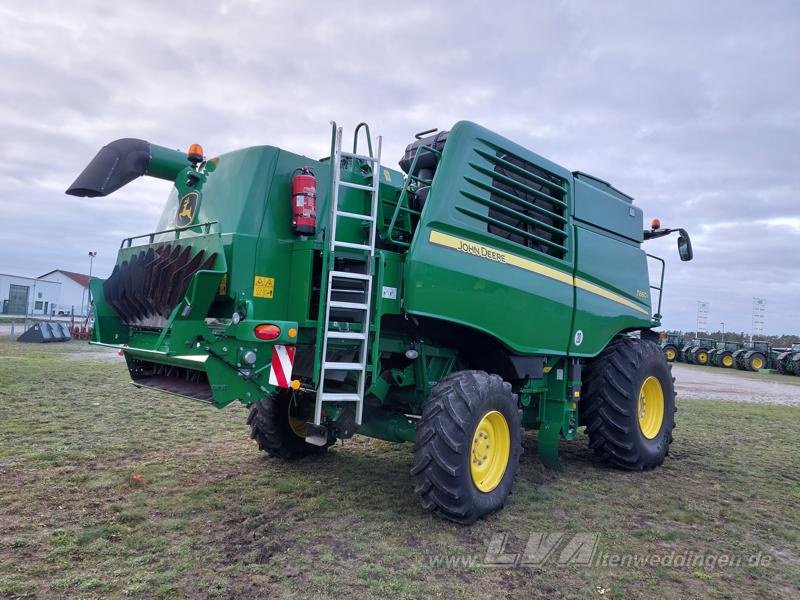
[
  {"left": 0, "top": 273, "right": 61, "bottom": 316},
  {"left": 38, "top": 270, "right": 96, "bottom": 316}
]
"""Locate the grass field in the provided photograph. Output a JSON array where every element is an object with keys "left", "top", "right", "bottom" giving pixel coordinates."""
[{"left": 1, "top": 339, "right": 799, "bottom": 599}]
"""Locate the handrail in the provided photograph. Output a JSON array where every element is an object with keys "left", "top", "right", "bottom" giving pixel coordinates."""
[
  {"left": 647, "top": 253, "right": 665, "bottom": 319},
  {"left": 386, "top": 143, "right": 441, "bottom": 247},
  {"left": 120, "top": 221, "right": 220, "bottom": 248},
  {"left": 353, "top": 122, "right": 374, "bottom": 158}
]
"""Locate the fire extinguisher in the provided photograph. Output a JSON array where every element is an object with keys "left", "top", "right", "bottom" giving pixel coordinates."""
[{"left": 291, "top": 167, "right": 317, "bottom": 235}]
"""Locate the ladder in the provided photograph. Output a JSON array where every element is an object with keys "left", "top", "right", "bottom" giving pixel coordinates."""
[{"left": 313, "top": 125, "right": 382, "bottom": 430}]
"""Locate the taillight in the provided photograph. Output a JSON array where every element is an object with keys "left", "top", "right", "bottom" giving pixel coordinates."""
[{"left": 254, "top": 324, "right": 281, "bottom": 340}]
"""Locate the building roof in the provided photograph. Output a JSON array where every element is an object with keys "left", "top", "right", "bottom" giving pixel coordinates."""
[
  {"left": 38, "top": 269, "right": 96, "bottom": 288},
  {"left": 0, "top": 272, "right": 60, "bottom": 284}
]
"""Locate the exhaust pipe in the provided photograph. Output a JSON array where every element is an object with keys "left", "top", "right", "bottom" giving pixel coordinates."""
[{"left": 66, "top": 138, "right": 191, "bottom": 197}]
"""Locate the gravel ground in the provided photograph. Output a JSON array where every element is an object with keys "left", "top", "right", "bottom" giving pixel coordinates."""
[{"left": 673, "top": 362, "right": 800, "bottom": 406}]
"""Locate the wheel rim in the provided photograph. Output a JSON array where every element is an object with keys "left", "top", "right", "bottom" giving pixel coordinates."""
[
  {"left": 287, "top": 403, "right": 308, "bottom": 438},
  {"left": 470, "top": 411, "right": 510, "bottom": 493},
  {"left": 697, "top": 352, "right": 708, "bottom": 364},
  {"left": 752, "top": 357, "right": 764, "bottom": 370},
  {"left": 665, "top": 348, "right": 676, "bottom": 361},
  {"left": 722, "top": 355, "right": 733, "bottom": 367},
  {"left": 637, "top": 376, "right": 665, "bottom": 440}
]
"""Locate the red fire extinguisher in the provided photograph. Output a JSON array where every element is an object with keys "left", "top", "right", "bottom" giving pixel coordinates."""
[{"left": 291, "top": 167, "right": 317, "bottom": 235}]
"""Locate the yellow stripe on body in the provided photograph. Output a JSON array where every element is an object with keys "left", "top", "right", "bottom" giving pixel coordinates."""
[{"left": 428, "top": 230, "right": 649, "bottom": 316}]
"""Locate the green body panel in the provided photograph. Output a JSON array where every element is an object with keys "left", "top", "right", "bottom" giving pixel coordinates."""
[
  {"left": 572, "top": 174, "right": 643, "bottom": 243},
  {"left": 405, "top": 122, "right": 575, "bottom": 355},
  {"left": 570, "top": 225, "right": 651, "bottom": 355},
  {"left": 405, "top": 121, "right": 651, "bottom": 357},
  {"left": 83, "top": 119, "right": 675, "bottom": 465}
]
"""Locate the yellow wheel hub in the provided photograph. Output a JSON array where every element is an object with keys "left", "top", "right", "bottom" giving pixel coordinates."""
[
  {"left": 722, "top": 355, "right": 733, "bottom": 367},
  {"left": 288, "top": 403, "right": 308, "bottom": 438},
  {"left": 697, "top": 352, "right": 708, "bottom": 364},
  {"left": 752, "top": 357, "right": 764, "bottom": 370},
  {"left": 637, "top": 376, "right": 665, "bottom": 439},
  {"left": 665, "top": 348, "right": 676, "bottom": 361},
  {"left": 470, "top": 411, "right": 510, "bottom": 492}
]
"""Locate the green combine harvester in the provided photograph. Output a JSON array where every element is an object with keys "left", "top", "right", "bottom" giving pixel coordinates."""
[
  {"left": 660, "top": 332, "right": 683, "bottom": 362},
  {"left": 67, "top": 121, "right": 693, "bottom": 523},
  {"left": 708, "top": 341, "right": 741, "bottom": 368},
  {"left": 734, "top": 340, "right": 771, "bottom": 371},
  {"left": 773, "top": 343, "right": 800, "bottom": 375}
]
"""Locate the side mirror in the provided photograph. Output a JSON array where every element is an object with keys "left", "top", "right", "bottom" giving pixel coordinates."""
[{"left": 677, "top": 229, "right": 693, "bottom": 261}]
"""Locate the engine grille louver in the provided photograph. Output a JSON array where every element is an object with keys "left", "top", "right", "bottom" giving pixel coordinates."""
[
  {"left": 460, "top": 143, "right": 569, "bottom": 260},
  {"left": 103, "top": 244, "right": 217, "bottom": 327}
]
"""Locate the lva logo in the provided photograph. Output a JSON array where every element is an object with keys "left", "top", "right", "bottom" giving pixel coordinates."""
[{"left": 484, "top": 532, "right": 600, "bottom": 566}]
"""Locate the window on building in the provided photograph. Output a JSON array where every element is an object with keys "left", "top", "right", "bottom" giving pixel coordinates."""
[{"left": 34, "top": 301, "right": 43, "bottom": 310}]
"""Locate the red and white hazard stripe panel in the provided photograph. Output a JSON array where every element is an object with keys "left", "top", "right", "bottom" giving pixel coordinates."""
[{"left": 269, "top": 344, "right": 296, "bottom": 388}]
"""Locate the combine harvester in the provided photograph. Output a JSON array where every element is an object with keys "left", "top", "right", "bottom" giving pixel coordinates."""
[{"left": 67, "top": 121, "right": 693, "bottom": 523}]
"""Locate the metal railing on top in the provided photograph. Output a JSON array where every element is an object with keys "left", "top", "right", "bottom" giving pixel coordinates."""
[{"left": 120, "top": 221, "right": 220, "bottom": 248}]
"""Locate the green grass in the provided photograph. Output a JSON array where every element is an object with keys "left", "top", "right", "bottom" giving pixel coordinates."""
[{"left": 1, "top": 338, "right": 798, "bottom": 599}]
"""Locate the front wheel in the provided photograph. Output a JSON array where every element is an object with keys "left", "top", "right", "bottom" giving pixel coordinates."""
[
  {"left": 663, "top": 345, "right": 678, "bottom": 362},
  {"left": 747, "top": 352, "right": 766, "bottom": 371},
  {"left": 694, "top": 349, "right": 709, "bottom": 365},
  {"left": 583, "top": 337, "right": 676, "bottom": 470},
  {"left": 720, "top": 352, "right": 735, "bottom": 368},
  {"left": 411, "top": 371, "right": 522, "bottom": 524}
]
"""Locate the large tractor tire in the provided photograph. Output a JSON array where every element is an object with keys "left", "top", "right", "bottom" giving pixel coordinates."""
[
  {"left": 247, "top": 389, "right": 330, "bottom": 459},
  {"left": 583, "top": 337, "right": 676, "bottom": 470},
  {"left": 412, "top": 370, "right": 522, "bottom": 524},
  {"left": 663, "top": 344, "right": 678, "bottom": 362},
  {"left": 747, "top": 352, "right": 767, "bottom": 371},
  {"left": 774, "top": 353, "right": 788, "bottom": 374},
  {"left": 719, "top": 352, "right": 735, "bottom": 368},
  {"left": 694, "top": 348, "right": 710, "bottom": 365}
]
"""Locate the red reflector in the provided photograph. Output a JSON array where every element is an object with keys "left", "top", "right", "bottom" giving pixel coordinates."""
[{"left": 254, "top": 324, "right": 281, "bottom": 340}]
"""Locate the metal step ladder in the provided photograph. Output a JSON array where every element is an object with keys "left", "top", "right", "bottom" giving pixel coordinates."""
[{"left": 313, "top": 125, "right": 382, "bottom": 432}]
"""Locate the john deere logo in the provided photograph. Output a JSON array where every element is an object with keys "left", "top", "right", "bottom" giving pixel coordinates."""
[{"left": 176, "top": 192, "right": 198, "bottom": 227}]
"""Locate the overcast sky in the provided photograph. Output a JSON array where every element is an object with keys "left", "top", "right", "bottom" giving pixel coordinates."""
[{"left": 0, "top": 1, "right": 797, "bottom": 334}]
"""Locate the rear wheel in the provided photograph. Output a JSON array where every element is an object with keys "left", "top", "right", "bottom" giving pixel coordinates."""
[
  {"left": 411, "top": 370, "right": 522, "bottom": 524},
  {"left": 748, "top": 352, "right": 766, "bottom": 371},
  {"left": 583, "top": 337, "right": 676, "bottom": 470},
  {"left": 720, "top": 352, "right": 734, "bottom": 368},
  {"left": 663, "top": 345, "right": 678, "bottom": 362},
  {"left": 247, "top": 389, "right": 330, "bottom": 460}
]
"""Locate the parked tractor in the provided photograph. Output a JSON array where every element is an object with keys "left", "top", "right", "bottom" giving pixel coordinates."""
[
  {"left": 660, "top": 332, "right": 683, "bottom": 362},
  {"left": 773, "top": 343, "right": 800, "bottom": 375},
  {"left": 708, "top": 341, "right": 741, "bottom": 368},
  {"left": 67, "top": 121, "right": 693, "bottom": 523},
  {"left": 735, "top": 340, "right": 771, "bottom": 371},
  {"left": 681, "top": 337, "right": 714, "bottom": 365}
]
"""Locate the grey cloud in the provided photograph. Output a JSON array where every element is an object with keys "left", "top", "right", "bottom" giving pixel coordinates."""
[{"left": 0, "top": 0, "right": 798, "bottom": 332}]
